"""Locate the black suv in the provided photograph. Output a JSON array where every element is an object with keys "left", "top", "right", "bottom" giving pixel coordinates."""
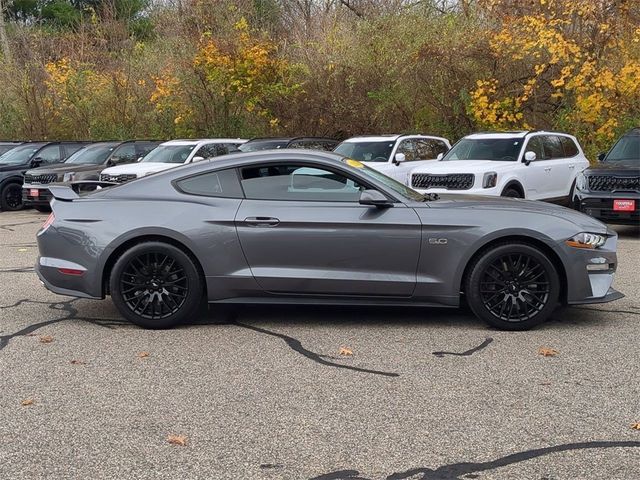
[
  {"left": 573, "top": 127, "right": 640, "bottom": 225},
  {"left": 238, "top": 137, "right": 339, "bottom": 152},
  {"left": 23, "top": 140, "right": 161, "bottom": 211},
  {"left": 0, "top": 141, "right": 88, "bottom": 211}
]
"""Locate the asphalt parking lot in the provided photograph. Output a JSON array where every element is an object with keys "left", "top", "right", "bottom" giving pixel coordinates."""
[{"left": 0, "top": 210, "right": 639, "bottom": 479}]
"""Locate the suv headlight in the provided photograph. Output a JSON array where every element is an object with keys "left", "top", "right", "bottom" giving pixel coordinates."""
[
  {"left": 62, "top": 172, "right": 76, "bottom": 182},
  {"left": 576, "top": 172, "right": 588, "bottom": 191},
  {"left": 482, "top": 172, "right": 498, "bottom": 188},
  {"left": 566, "top": 232, "right": 607, "bottom": 249}
]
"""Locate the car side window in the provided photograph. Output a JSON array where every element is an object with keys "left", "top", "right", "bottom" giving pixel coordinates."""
[
  {"left": 137, "top": 143, "right": 159, "bottom": 157},
  {"left": 36, "top": 145, "right": 62, "bottom": 163},
  {"left": 110, "top": 144, "right": 137, "bottom": 164},
  {"left": 193, "top": 144, "right": 216, "bottom": 160},
  {"left": 396, "top": 139, "right": 416, "bottom": 161},
  {"left": 542, "top": 135, "right": 565, "bottom": 159},
  {"left": 559, "top": 136, "right": 579, "bottom": 157},
  {"left": 240, "top": 164, "right": 364, "bottom": 202},
  {"left": 175, "top": 168, "right": 244, "bottom": 198},
  {"left": 525, "top": 136, "right": 546, "bottom": 160},
  {"left": 414, "top": 139, "right": 449, "bottom": 160}
]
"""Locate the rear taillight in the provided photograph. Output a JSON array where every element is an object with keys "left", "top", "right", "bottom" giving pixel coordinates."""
[{"left": 41, "top": 213, "right": 55, "bottom": 232}]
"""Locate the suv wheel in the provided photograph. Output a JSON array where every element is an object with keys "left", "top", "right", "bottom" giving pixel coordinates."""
[
  {"left": 0, "top": 182, "right": 24, "bottom": 211},
  {"left": 110, "top": 242, "right": 203, "bottom": 329},
  {"left": 501, "top": 187, "right": 523, "bottom": 198},
  {"left": 465, "top": 243, "right": 560, "bottom": 330}
]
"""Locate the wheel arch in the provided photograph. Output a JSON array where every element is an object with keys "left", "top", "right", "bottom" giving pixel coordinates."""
[
  {"left": 101, "top": 233, "right": 206, "bottom": 296},
  {"left": 500, "top": 179, "right": 525, "bottom": 198},
  {"left": 459, "top": 235, "right": 568, "bottom": 305}
]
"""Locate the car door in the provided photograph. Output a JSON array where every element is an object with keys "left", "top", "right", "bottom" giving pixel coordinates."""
[
  {"left": 386, "top": 138, "right": 416, "bottom": 184},
  {"left": 558, "top": 136, "right": 584, "bottom": 196},
  {"left": 234, "top": 162, "right": 422, "bottom": 296},
  {"left": 521, "top": 135, "right": 553, "bottom": 200}
]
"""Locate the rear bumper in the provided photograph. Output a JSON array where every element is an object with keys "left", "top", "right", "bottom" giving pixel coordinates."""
[{"left": 573, "top": 190, "right": 640, "bottom": 225}]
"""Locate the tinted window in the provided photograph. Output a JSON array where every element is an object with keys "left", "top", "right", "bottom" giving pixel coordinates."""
[
  {"left": 0, "top": 144, "right": 46, "bottom": 164},
  {"left": 560, "top": 137, "right": 579, "bottom": 157},
  {"left": 397, "top": 139, "right": 416, "bottom": 161},
  {"left": 240, "top": 164, "right": 364, "bottom": 202},
  {"left": 36, "top": 145, "right": 62, "bottom": 163},
  {"left": 414, "top": 139, "right": 449, "bottom": 160},
  {"left": 442, "top": 138, "right": 523, "bottom": 161},
  {"left": 65, "top": 144, "right": 117, "bottom": 164},
  {"left": 542, "top": 136, "right": 564, "bottom": 159},
  {"left": 525, "top": 136, "right": 546, "bottom": 160},
  {"left": 110, "top": 144, "right": 137, "bottom": 165},
  {"left": 333, "top": 141, "right": 395, "bottom": 162},
  {"left": 141, "top": 145, "right": 195, "bottom": 163},
  {"left": 176, "top": 168, "right": 243, "bottom": 198},
  {"left": 606, "top": 134, "right": 640, "bottom": 164},
  {"left": 287, "top": 139, "right": 338, "bottom": 151},
  {"left": 239, "top": 140, "right": 289, "bottom": 152},
  {"left": 137, "top": 143, "right": 160, "bottom": 157},
  {"left": 62, "top": 143, "right": 87, "bottom": 158}
]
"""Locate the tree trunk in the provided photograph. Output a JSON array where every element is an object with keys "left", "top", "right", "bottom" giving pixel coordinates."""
[{"left": 0, "top": 0, "right": 11, "bottom": 62}]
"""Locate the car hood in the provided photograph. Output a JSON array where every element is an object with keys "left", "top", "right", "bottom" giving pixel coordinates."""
[
  {"left": 101, "top": 162, "right": 180, "bottom": 176},
  {"left": 0, "top": 162, "right": 28, "bottom": 173},
  {"left": 423, "top": 194, "right": 609, "bottom": 233},
  {"left": 411, "top": 160, "right": 518, "bottom": 174},
  {"left": 25, "top": 163, "right": 101, "bottom": 175},
  {"left": 584, "top": 162, "right": 640, "bottom": 176}
]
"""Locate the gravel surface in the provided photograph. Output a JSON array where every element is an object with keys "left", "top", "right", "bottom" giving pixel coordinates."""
[{"left": 0, "top": 210, "right": 639, "bottom": 479}]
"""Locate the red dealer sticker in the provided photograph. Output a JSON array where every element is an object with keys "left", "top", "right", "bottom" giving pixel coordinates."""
[
  {"left": 30, "top": 189, "right": 39, "bottom": 198},
  {"left": 613, "top": 199, "right": 635, "bottom": 212}
]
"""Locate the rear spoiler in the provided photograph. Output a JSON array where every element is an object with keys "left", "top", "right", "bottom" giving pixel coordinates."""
[{"left": 49, "top": 181, "right": 117, "bottom": 201}]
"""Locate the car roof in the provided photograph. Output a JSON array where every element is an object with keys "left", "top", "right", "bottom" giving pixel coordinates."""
[
  {"left": 624, "top": 127, "right": 640, "bottom": 136},
  {"left": 160, "top": 139, "right": 247, "bottom": 146},
  {"left": 341, "top": 134, "right": 447, "bottom": 142}
]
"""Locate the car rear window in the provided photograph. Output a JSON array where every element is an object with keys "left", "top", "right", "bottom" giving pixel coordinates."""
[
  {"left": 175, "top": 168, "right": 244, "bottom": 198},
  {"left": 560, "top": 136, "right": 579, "bottom": 157}
]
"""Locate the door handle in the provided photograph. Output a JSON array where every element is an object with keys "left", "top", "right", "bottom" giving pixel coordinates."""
[
  {"left": 243, "top": 216, "right": 280, "bottom": 227},
  {"left": 568, "top": 164, "right": 575, "bottom": 169},
  {"left": 544, "top": 167, "right": 552, "bottom": 172}
]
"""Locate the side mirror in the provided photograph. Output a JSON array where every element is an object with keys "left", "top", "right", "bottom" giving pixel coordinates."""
[
  {"left": 191, "top": 156, "right": 205, "bottom": 163},
  {"left": 393, "top": 153, "right": 406, "bottom": 165},
  {"left": 523, "top": 151, "right": 536, "bottom": 165},
  {"left": 137, "top": 156, "right": 143, "bottom": 162},
  {"left": 106, "top": 159, "right": 115, "bottom": 167},
  {"left": 597, "top": 152, "right": 606, "bottom": 162},
  {"left": 30, "top": 157, "right": 43, "bottom": 167},
  {"left": 436, "top": 153, "right": 444, "bottom": 161},
  {"left": 359, "top": 189, "right": 393, "bottom": 208}
]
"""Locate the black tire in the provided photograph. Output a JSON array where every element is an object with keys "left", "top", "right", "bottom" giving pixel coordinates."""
[
  {"left": 501, "top": 186, "right": 523, "bottom": 198},
  {"left": 34, "top": 205, "right": 51, "bottom": 213},
  {"left": 464, "top": 243, "right": 560, "bottom": 330},
  {"left": 0, "top": 182, "right": 24, "bottom": 211},
  {"left": 110, "top": 241, "right": 203, "bottom": 329}
]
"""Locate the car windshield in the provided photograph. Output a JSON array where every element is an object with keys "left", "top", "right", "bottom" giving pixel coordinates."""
[
  {"left": 0, "top": 144, "right": 45, "bottom": 164},
  {"left": 65, "top": 144, "right": 116, "bottom": 164},
  {"left": 0, "top": 145, "right": 19, "bottom": 156},
  {"left": 239, "top": 140, "right": 290, "bottom": 152},
  {"left": 333, "top": 141, "right": 395, "bottom": 163},
  {"left": 442, "top": 138, "right": 524, "bottom": 161},
  {"left": 141, "top": 145, "right": 195, "bottom": 163},
  {"left": 341, "top": 158, "right": 426, "bottom": 202},
  {"left": 605, "top": 135, "right": 640, "bottom": 164}
]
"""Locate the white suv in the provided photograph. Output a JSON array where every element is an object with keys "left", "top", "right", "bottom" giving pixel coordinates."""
[
  {"left": 333, "top": 134, "right": 451, "bottom": 184},
  {"left": 409, "top": 131, "right": 589, "bottom": 201},
  {"left": 99, "top": 138, "right": 246, "bottom": 183}
]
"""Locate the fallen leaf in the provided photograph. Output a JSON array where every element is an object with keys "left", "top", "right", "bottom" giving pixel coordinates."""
[
  {"left": 538, "top": 347, "right": 558, "bottom": 357},
  {"left": 338, "top": 346, "right": 353, "bottom": 357},
  {"left": 167, "top": 434, "right": 187, "bottom": 446},
  {"left": 137, "top": 351, "right": 150, "bottom": 358},
  {"left": 21, "top": 399, "right": 34, "bottom": 406},
  {"left": 39, "top": 335, "right": 54, "bottom": 344},
  {"left": 18, "top": 248, "right": 28, "bottom": 252},
  {"left": 70, "top": 360, "right": 86, "bottom": 365},
  {"left": 631, "top": 423, "right": 640, "bottom": 430}
]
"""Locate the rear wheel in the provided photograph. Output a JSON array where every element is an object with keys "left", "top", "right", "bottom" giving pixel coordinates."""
[
  {"left": 464, "top": 243, "right": 560, "bottom": 330},
  {"left": 110, "top": 242, "right": 203, "bottom": 329},
  {"left": 0, "top": 182, "right": 24, "bottom": 211}
]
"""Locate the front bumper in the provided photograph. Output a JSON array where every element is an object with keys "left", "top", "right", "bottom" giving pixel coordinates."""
[
  {"left": 22, "top": 184, "right": 53, "bottom": 206},
  {"left": 573, "top": 190, "right": 640, "bottom": 225}
]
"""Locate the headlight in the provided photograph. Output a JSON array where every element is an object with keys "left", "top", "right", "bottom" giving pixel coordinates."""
[
  {"left": 482, "top": 172, "right": 498, "bottom": 188},
  {"left": 576, "top": 172, "right": 588, "bottom": 191},
  {"left": 566, "top": 232, "right": 607, "bottom": 249},
  {"left": 62, "top": 172, "right": 76, "bottom": 182}
]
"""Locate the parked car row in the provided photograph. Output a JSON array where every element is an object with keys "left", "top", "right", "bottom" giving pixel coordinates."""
[{"left": 1, "top": 129, "right": 638, "bottom": 225}]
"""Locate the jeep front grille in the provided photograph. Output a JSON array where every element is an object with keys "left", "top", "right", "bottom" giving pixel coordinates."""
[
  {"left": 411, "top": 173, "right": 475, "bottom": 190},
  {"left": 587, "top": 175, "right": 640, "bottom": 192},
  {"left": 24, "top": 173, "right": 58, "bottom": 184},
  {"left": 99, "top": 173, "right": 137, "bottom": 183}
]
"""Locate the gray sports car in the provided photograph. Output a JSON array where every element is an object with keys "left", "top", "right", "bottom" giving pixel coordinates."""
[{"left": 36, "top": 150, "right": 623, "bottom": 330}]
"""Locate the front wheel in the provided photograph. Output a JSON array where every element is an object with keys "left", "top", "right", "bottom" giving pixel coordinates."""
[
  {"left": 464, "top": 243, "right": 560, "bottom": 330},
  {"left": 501, "top": 187, "right": 523, "bottom": 198},
  {"left": 110, "top": 242, "right": 203, "bottom": 329},
  {"left": 0, "top": 182, "right": 24, "bottom": 211}
]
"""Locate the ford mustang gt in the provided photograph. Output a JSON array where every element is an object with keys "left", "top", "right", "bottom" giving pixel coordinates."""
[{"left": 36, "top": 150, "right": 623, "bottom": 330}]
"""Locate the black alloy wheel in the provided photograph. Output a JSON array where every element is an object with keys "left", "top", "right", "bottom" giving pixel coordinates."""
[
  {"left": 1, "top": 183, "right": 23, "bottom": 211},
  {"left": 465, "top": 243, "right": 560, "bottom": 330},
  {"left": 501, "top": 187, "right": 522, "bottom": 198},
  {"left": 110, "top": 242, "right": 203, "bottom": 329}
]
